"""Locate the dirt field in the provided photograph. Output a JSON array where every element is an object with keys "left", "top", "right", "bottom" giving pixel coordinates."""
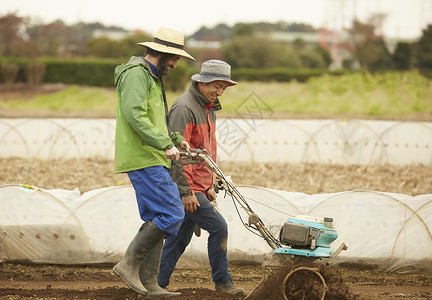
[
  {"left": 1, "top": 259, "right": 432, "bottom": 299},
  {"left": 1, "top": 84, "right": 432, "bottom": 299}
]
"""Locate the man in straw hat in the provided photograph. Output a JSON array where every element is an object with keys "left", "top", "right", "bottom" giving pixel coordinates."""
[
  {"left": 158, "top": 60, "right": 244, "bottom": 295},
  {"left": 113, "top": 27, "right": 194, "bottom": 298}
]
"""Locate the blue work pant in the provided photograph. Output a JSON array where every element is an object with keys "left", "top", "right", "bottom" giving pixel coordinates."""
[
  {"left": 128, "top": 166, "right": 185, "bottom": 235},
  {"left": 158, "top": 192, "right": 232, "bottom": 287}
]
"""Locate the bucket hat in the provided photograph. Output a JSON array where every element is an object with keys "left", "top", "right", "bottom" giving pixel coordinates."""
[
  {"left": 191, "top": 60, "right": 237, "bottom": 86},
  {"left": 138, "top": 27, "right": 195, "bottom": 60}
]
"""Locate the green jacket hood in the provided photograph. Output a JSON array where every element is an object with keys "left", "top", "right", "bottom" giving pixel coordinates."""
[{"left": 114, "top": 56, "right": 150, "bottom": 86}]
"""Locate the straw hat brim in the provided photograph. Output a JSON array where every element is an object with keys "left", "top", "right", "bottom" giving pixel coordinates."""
[
  {"left": 191, "top": 74, "right": 238, "bottom": 86},
  {"left": 138, "top": 42, "right": 195, "bottom": 60}
]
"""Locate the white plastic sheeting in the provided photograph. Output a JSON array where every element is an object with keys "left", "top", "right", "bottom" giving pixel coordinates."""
[
  {"left": 1, "top": 118, "right": 432, "bottom": 165},
  {"left": 0, "top": 185, "right": 140, "bottom": 264},
  {"left": 1, "top": 184, "right": 431, "bottom": 271},
  {"left": 0, "top": 118, "right": 115, "bottom": 160}
]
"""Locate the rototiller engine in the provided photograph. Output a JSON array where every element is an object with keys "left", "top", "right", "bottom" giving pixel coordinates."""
[
  {"left": 278, "top": 215, "right": 341, "bottom": 257},
  {"left": 179, "top": 149, "right": 347, "bottom": 300}
]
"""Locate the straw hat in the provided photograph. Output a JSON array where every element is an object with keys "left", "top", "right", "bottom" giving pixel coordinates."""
[
  {"left": 138, "top": 27, "right": 195, "bottom": 60},
  {"left": 191, "top": 60, "right": 237, "bottom": 86}
]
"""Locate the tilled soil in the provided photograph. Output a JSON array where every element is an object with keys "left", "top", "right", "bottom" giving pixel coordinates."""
[
  {"left": 1, "top": 262, "right": 432, "bottom": 299},
  {"left": 0, "top": 263, "right": 248, "bottom": 300}
]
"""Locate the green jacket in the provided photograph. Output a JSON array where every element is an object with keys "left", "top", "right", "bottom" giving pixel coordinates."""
[{"left": 114, "top": 56, "right": 184, "bottom": 173}]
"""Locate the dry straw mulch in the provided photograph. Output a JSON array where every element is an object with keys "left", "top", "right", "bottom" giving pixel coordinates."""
[{"left": 1, "top": 157, "right": 431, "bottom": 195}]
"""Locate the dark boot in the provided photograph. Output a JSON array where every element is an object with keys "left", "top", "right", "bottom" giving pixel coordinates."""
[
  {"left": 113, "top": 221, "right": 164, "bottom": 295},
  {"left": 138, "top": 237, "right": 181, "bottom": 298},
  {"left": 215, "top": 278, "right": 244, "bottom": 295}
]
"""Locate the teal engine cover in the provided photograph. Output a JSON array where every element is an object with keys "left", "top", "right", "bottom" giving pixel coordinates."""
[{"left": 279, "top": 216, "right": 338, "bottom": 249}]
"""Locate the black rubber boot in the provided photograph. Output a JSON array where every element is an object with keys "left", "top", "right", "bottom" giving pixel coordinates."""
[
  {"left": 113, "top": 220, "right": 164, "bottom": 296},
  {"left": 138, "top": 238, "right": 181, "bottom": 298}
]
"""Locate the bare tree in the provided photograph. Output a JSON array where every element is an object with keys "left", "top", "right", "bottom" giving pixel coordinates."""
[
  {"left": 0, "top": 13, "right": 27, "bottom": 56},
  {"left": 345, "top": 14, "right": 392, "bottom": 70}
]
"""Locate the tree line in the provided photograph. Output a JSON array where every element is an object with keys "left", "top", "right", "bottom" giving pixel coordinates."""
[{"left": 0, "top": 12, "right": 431, "bottom": 72}]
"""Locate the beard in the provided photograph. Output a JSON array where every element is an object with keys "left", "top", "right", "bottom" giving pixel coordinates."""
[{"left": 156, "top": 54, "right": 174, "bottom": 78}]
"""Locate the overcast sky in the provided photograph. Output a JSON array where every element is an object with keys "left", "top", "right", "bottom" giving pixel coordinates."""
[{"left": 2, "top": 0, "right": 431, "bottom": 39}]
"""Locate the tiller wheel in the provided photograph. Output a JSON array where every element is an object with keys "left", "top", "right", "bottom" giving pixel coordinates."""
[{"left": 281, "top": 266, "right": 327, "bottom": 300}]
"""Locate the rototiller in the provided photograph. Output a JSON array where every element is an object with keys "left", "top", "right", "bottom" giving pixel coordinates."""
[{"left": 179, "top": 148, "right": 347, "bottom": 300}]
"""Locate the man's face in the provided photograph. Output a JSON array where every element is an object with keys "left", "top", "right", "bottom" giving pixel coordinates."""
[
  {"left": 157, "top": 55, "right": 181, "bottom": 77},
  {"left": 199, "top": 81, "right": 231, "bottom": 102}
]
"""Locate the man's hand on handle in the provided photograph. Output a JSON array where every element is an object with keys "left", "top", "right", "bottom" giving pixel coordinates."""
[
  {"left": 165, "top": 141, "right": 190, "bottom": 160},
  {"left": 164, "top": 146, "right": 180, "bottom": 160},
  {"left": 178, "top": 140, "right": 190, "bottom": 152}
]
